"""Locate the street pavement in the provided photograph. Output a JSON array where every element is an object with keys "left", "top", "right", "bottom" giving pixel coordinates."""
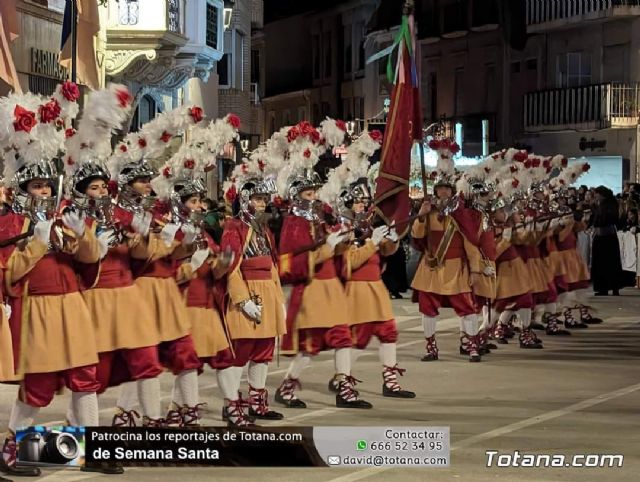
[{"left": 1, "top": 289, "right": 639, "bottom": 481}]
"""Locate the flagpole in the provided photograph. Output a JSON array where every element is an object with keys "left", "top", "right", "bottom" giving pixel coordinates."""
[{"left": 71, "top": 0, "right": 78, "bottom": 83}]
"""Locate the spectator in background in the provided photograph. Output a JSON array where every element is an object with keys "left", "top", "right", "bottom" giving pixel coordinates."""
[
  {"left": 590, "top": 186, "right": 623, "bottom": 296},
  {"left": 202, "top": 198, "right": 224, "bottom": 244}
]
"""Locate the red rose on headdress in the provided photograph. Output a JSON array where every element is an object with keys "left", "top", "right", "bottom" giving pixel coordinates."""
[
  {"left": 13, "top": 105, "right": 37, "bottom": 133},
  {"left": 335, "top": 119, "right": 346, "bottom": 131},
  {"left": 65, "top": 128, "right": 76, "bottom": 138},
  {"left": 531, "top": 158, "right": 541, "bottom": 168},
  {"left": 323, "top": 203, "right": 333, "bottom": 215},
  {"left": 160, "top": 131, "right": 172, "bottom": 143},
  {"left": 309, "top": 129, "right": 321, "bottom": 144},
  {"left": 561, "top": 157, "right": 568, "bottom": 167},
  {"left": 287, "top": 126, "right": 300, "bottom": 143},
  {"left": 273, "top": 195, "right": 285, "bottom": 208},
  {"left": 582, "top": 163, "right": 590, "bottom": 172},
  {"left": 523, "top": 159, "right": 532, "bottom": 169},
  {"left": 107, "top": 180, "right": 118, "bottom": 195},
  {"left": 184, "top": 159, "right": 195, "bottom": 169},
  {"left": 298, "top": 121, "right": 314, "bottom": 136},
  {"left": 162, "top": 166, "right": 171, "bottom": 177},
  {"left": 449, "top": 141, "right": 460, "bottom": 155},
  {"left": 542, "top": 159, "right": 551, "bottom": 169},
  {"left": 559, "top": 179, "right": 566, "bottom": 185},
  {"left": 61, "top": 81, "right": 80, "bottom": 102},
  {"left": 512, "top": 178, "right": 520, "bottom": 188},
  {"left": 510, "top": 165, "right": 518, "bottom": 173},
  {"left": 138, "top": 138, "right": 147, "bottom": 148},
  {"left": 484, "top": 167, "right": 491, "bottom": 174},
  {"left": 116, "top": 88, "right": 132, "bottom": 108},
  {"left": 428, "top": 139, "right": 439, "bottom": 150},
  {"left": 303, "top": 148, "right": 311, "bottom": 158},
  {"left": 66, "top": 157, "right": 75, "bottom": 166},
  {"left": 189, "top": 106, "right": 204, "bottom": 123},
  {"left": 513, "top": 150, "right": 528, "bottom": 162},
  {"left": 227, "top": 114, "right": 241, "bottom": 129},
  {"left": 225, "top": 184, "right": 237, "bottom": 202},
  {"left": 369, "top": 130, "right": 383, "bottom": 144},
  {"left": 257, "top": 159, "right": 265, "bottom": 171},
  {"left": 241, "top": 164, "right": 248, "bottom": 174},
  {"left": 119, "top": 144, "right": 128, "bottom": 152},
  {"left": 39, "top": 99, "right": 61, "bottom": 123}
]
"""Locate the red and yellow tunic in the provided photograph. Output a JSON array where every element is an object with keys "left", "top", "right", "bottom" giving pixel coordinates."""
[
  {"left": 555, "top": 220, "right": 590, "bottom": 286},
  {"left": 5, "top": 214, "right": 101, "bottom": 375},
  {"left": 495, "top": 230, "right": 532, "bottom": 299},
  {"left": 474, "top": 227, "right": 497, "bottom": 300},
  {"left": 411, "top": 211, "right": 483, "bottom": 295},
  {"left": 178, "top": 233, "right": 231, "bottom": 358},
  {"left": 342, "top": 239, "right": 397, "bottom": 325},
  {"left": 221, "top": 218, "right": 286, "bottom": 341},
  {"left": 513, "top": 229, "right": 552, "bottom": 294},
  {"left": 278, "top": 215, "right": 348, "bottom": 353},
  {"left": 79, "top": 209, "right": 160, "bottom": 353}
]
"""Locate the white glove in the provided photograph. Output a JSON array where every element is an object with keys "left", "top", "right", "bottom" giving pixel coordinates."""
[
  {"left": 371, "top": 225, "right": 389, "bottom": 246},
  {"left": 62, "top": 211, "right": 86, "bottom": 237},
  {"left": 501, "top": 227, "right": 512, "bottom": 241},
  {"left": 189, "top": 248, "right": 210, "bottom": 271},
  {"left": 327, "top": 231, "right": 346, "bottom": 249},
  {"left": 131, "top": 212, "right": 152, "bottom": 236},
  {"left": 2, "top": 303, "right": 11, "bottom": 320},
  {"left": 550, "top": 218, "right": 559, "bottom": 230},
  {"left": 482, "top": 265, "right": 496, "bottom": 277},
  {"left": 631, "top": 226, "right": 637, "bottom": 235},
  {"left": 535, "top": 222, "right": 545, "bottom": 232},
  {"left": 181, "top": 224, "right": 199, "bottom": 246},
  {"left": 241, "top": 299, "right": 262, "bottom": 321},
  {"left": 387, "top": 227, "right": 399, "bottom": 242},
  {"left": 97, "top": 231, "right": 115, "bottom": 259},
  {"left": 160, "top": 223, "right": 180, "bottom": 247},
  {"left": 33, "top": 219, "right": 53, "bottom": 245},
  {"left": 525, "top": 216, "right": 534, "bottom": 224}
]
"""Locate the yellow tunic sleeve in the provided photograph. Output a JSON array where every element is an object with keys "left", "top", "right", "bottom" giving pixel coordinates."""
[
  {"left": 175, "top": 262, "right": 195, "bottom": 285},
  {"left": 130, "top": 232, "right": 180, "bottom": 261},
  {"left": 348, "top": 240, "right": 378, "bottom": 270},
  {"left": 6, "top": 239, "right": 48, "bottom": 284},
  {"left": 463, "top": 235, "right": 482, "bottom": 273},
  {"left": 411, "top": 218, "right": 427, "bottom": 239},
  {"left": 74, "top": 229, "right": 101, "bottom": 264},
  {"left": 171, "top": 243, "right": 196, "bottom": 261},
  {"left": 495, "top": 238, "right": 511, "bottom": 258},
  {"left": 311, "top": 243, "right": 334, "bottom": 265}
]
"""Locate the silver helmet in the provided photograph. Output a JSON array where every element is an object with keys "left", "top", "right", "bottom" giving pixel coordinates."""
[
  {"left": 11, "top": 159, "right": 60, "bottom": 221},
  {"left": 169, "top": 177, "right": 207, "bottom": 223},
  {"left": 337, "top": 178, "right": 372, "bottom": 216},
  {"left": 239, "top": 177, "right": 276, "bottom": 211},
  {"left": 117, "top": 159, "right": 157, "bottom": 213},
  {"left": 70, "top": 161, "right": 111, "bottom": 210},
  {"left": 287, "top": 169, "right": 323, "bottom": 201}
]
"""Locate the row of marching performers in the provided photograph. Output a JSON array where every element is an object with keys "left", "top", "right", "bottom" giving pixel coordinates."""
[
  {"left": 0, "top": 158, "right": 417, "bottom": 477},
  {"left": 407, "top": 143, "right": 603, "bottom": 365}
]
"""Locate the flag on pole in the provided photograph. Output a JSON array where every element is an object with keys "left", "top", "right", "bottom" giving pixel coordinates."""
[
  {"left": 60, "top": 0, "right": 101, "bottom": 89},
  {"left": 371, "top": 11, "right": 422, "bottom": 237},
  {"left": 0, "top": 0, "right": 22, "bottom": 93}
]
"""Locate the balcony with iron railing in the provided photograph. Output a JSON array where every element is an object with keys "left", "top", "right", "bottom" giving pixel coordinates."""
[
  {"left": 523, "top": 82, "right": 640, "bottom": 132},
  {"left": 526, "top": 0, "right": 640, "bottom": 32}
]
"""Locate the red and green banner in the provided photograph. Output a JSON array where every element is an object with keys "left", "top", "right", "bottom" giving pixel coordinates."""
[{"left": 372, "top": 13, "right": 422, "bottom": 237}]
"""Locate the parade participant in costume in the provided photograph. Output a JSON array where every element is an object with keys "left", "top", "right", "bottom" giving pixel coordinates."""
[
  {"left": 412, "top": 138, "right": 485, "bottom": 362},
  {"left": 486, "top": 168, "right": 541, "bottom": 349},
  {"left": 0, "top": 182, "right": 18, "bottom": 386},
  {"left": 0, "top": 84, "right": 109, "bottom": 477},
  {"left": 63, "top": 85, "right": 167, "bottom": 427},
  {"left": 151, "top": 118, "right": 242, "bottom": 422},
  {"left": 275, "top": 120, "right": 372, "bottom": 409},
  {"left": 219, "top": 158, "right": 286, "bottom": 426},
  {"left": 549, "top": 163, "right": 603, "bottom": 326},
  {"left": 319, "top": 130, "right": 415, "bottom": 398},
  {"left": 107, "top": 105, "right": 208, "bottom": 426}
]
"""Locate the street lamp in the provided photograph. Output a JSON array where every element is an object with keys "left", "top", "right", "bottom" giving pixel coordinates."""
[{"left": 224, "top": 0, "right": 235, "bottom": 30}]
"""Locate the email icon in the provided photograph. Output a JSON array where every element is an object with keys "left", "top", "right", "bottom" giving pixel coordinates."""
[{"left": 327, "top": 456, "right": 341, "bottom": 465}]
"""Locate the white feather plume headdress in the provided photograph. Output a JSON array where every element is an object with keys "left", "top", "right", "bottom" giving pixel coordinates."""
[
  {"left": 107, "top": 104, "right": 207, "bottom": 181},
  {"left": 63, "top": 83, "right": 133, "bottom": 178},
  {"left": 318, "top": 130, "right": 383, "bottom": 209},
  {"left": 151, "top": 113, "right": 241, "bottom": 200},
  {"left": 549, "top": 160, "right": 590, "bottom": 190},
  {"left": 0, "top": 81, "right": 82, "bottom": 183}
]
